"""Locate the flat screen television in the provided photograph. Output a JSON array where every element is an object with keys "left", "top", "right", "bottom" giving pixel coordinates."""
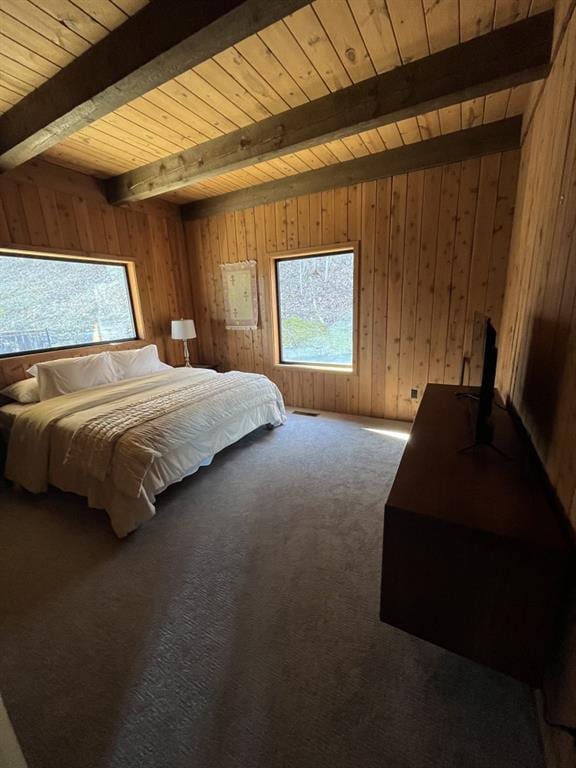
[{"left": 475, "top": 314, "right": 498, "bottom": 445}]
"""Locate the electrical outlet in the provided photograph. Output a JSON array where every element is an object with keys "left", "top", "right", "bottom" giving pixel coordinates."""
[{"left": 410, "top": 388, "right": 419, "bottom": 399}]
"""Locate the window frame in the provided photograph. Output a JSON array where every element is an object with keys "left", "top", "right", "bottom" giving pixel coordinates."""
[
  {"left": 0, "top": 246, "right": 144, "bottom": 359},
  {"left": 270, "top": 242, "right": 359, "bottom": 374}
]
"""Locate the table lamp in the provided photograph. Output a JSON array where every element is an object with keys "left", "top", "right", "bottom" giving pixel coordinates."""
[{"left": 171, "top": 318, "right": 196, "bottom": 367}]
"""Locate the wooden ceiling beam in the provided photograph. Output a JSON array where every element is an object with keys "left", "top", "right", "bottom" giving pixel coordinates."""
[
  {"left": 0, "top": 0, "right": 311, "bottom": 171},
  {"left": 109, "top": 11, "right": 553, "bottom": 204},
  {"left": 181, "top": 117, "right": 522, "bottom": 220}
]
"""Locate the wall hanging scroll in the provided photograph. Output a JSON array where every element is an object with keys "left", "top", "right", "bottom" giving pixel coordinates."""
[{"left": 220, "top": 260, "right": 259, "bottom": 330}]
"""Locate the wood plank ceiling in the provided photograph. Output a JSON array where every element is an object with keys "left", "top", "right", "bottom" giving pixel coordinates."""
[
  {"left": 0, "top": 0, "right": 149, "bottom": 112},
  {"left": 0, "top": 0, "right": 553, "bottom": 203}
]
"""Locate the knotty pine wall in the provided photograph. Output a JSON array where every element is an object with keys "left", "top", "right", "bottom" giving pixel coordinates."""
[
  {"left": 0, "top": 160, "right": 196, "bottom": 385},
  {"left": 497, "top": 2, "right": 576, "bottom": 530},
  {"left": 496, "top": 3, "right": 576, "bottom": 758},
  {"left": 185, "top": 151, "right": 520, "bottom": 422}
]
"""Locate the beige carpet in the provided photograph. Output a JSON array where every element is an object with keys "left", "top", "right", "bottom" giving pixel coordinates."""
[{"left": 0, "top": 411, "right": 544, "bottom": 768}]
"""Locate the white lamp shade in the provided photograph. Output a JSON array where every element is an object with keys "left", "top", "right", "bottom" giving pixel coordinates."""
[{"left": 171, "top": 319, "right": 196, "bottom": 340}]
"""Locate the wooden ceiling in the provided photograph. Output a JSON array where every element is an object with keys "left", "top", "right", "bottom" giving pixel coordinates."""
[
  {"left": 1, "top": 0, "right": 553, "bottom": 204},
  {"left": 0, "top": 0, "right": 148, "bottom": 114}
]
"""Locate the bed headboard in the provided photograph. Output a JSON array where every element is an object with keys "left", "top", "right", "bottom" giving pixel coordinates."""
[{"left": 0, "top": 340, "right": 149, "bottom": 387}]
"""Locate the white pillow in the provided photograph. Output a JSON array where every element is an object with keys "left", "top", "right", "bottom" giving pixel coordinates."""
[
  {"left": 108, "top": 345, "right": 171, "bottom": 381},
  {"left": 34, "top": 352, "right": 118, "bottom": 400},
  {"left": 0, "top": 378, "right": 40, "bottom": 404}
]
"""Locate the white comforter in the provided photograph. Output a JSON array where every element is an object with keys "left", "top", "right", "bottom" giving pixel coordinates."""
[{"left": 5, "top": 368, "right": 286, "bottom": 537}]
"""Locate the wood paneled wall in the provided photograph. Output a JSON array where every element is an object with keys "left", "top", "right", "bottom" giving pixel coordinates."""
[
  {"left": 496, "top": 4, "right": 576, "bottom": 760},
  {"left": 185, "top": 150, "right": 520, "bottom": 421},
  {"left": 0, "top": 160, "right": 195, "bottom": 385},
  {"left": 497, "top": 3, "right": 576, "bottom": 529}
]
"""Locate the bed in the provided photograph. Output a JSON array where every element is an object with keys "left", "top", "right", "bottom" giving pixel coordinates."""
[{"left": 2, "top": 366, "right": 286, "bottom": 537}]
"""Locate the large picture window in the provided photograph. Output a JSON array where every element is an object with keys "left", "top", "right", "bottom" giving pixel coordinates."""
[
  {"left": 274, "top": 249, "right": 356, "bottom": 369},
  {"left": 0, "top": 251, "right": 138, "bottom": 357}
]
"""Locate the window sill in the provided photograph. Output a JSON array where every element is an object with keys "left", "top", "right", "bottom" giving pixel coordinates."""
[
  {"left": 273, "top": 363, "right": 355, "bottom": 375},
  {"left": 0, "top": 339, "right": 146, "bottom": 362}
]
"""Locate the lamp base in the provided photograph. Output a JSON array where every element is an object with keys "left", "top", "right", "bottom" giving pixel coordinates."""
[{"left": 182, "top": 339, "right": 191, "bottom": 367}]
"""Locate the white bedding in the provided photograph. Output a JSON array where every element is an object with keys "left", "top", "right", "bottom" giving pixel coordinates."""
[
  {"left": 4, "top": 368, "right": 286, "bottom": 537},
  {"left": 0, "top": 402, "right": 31, "bottom": 436}
]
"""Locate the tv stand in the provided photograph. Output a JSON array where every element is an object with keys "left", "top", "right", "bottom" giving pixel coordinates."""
[
  {"left": 454, "top": 389, "right": 507, "bottom": 455},
  {"left": 380, "top": 384, "right": 573, "bottom": 685},
  {"left": 455, "top": 391, "right": 480, "bottom": 400},
  {"left": 458, "top": 440, "right": 510, "bottom": 459}
]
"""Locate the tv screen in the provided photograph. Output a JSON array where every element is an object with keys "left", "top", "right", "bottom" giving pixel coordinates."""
[{"left": 475, "top": 315, "right": 498, "bottom": 444}]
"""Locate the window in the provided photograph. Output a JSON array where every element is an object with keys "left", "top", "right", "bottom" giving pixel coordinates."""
[
  {"left": 0, "top": 251, "right": 138, "bottom": 357},
  {"left": 274, "top": 249, "right": 356, "bottom": 369}
]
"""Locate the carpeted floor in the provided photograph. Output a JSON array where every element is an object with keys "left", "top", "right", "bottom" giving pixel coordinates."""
[{"left": 0, "top": 411, "right": 544, "bottom": 768}]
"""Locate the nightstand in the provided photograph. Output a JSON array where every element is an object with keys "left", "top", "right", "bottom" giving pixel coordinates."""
[{"left": 176, "top": 363, "right": 219, "bottom": 371}]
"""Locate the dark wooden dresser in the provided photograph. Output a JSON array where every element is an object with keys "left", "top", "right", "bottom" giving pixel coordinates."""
[{"left": 380, "top": 384, "right": 574, "bottom": 685}]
